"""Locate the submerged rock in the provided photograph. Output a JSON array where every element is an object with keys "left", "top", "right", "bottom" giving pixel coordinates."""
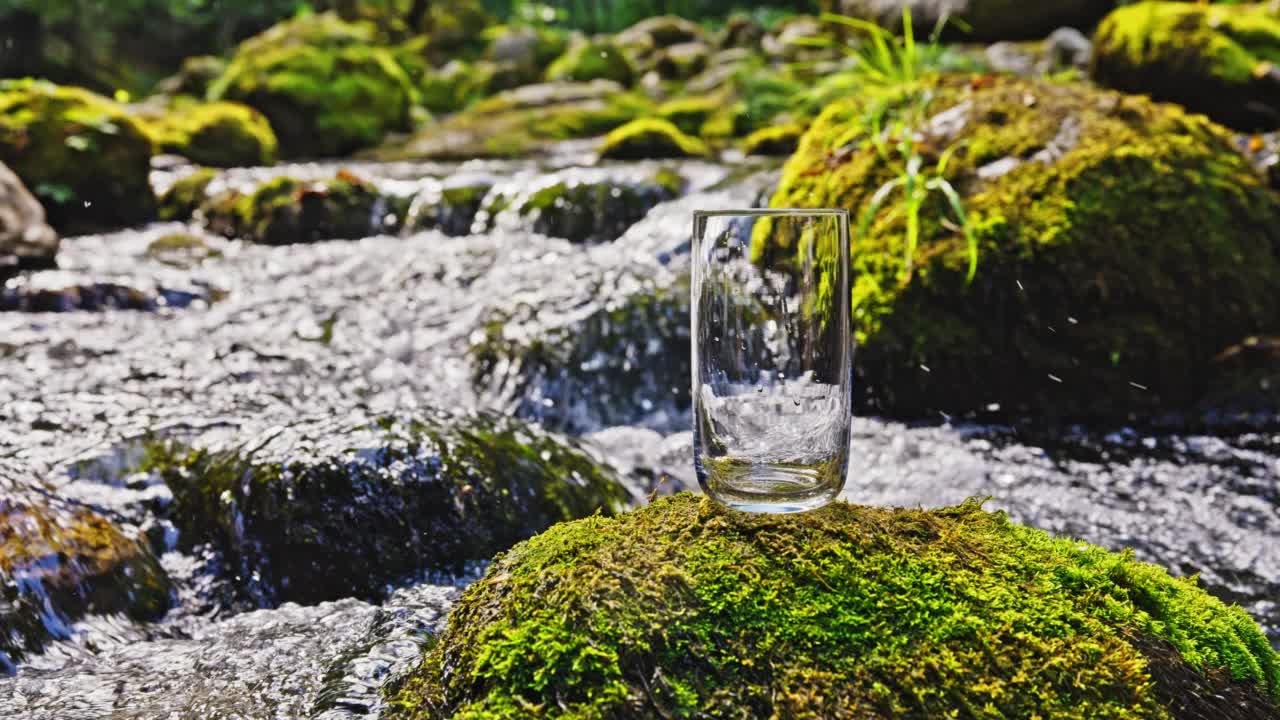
[
  {"left": 500, "top": 173, "right": 681, "bottom": 243},
  {"left": 386, "top": 494, "right": 1280, "bottom": 719},
  {"left": 199, "top": 170, "right": 405, "bottom": 244},
  {"left": 0, "top": 491, "right": 172, "bottom": 671},
  {"left": 141, "top": 411, "right": 631, "bottom": 607},
  {"left": 138, "top": 100, "right": 278, "bottom": 168},
  {"left": 209, "top": 13, "right": 414, "bottom": 157},
  {"left": 0, "top": 79, "right": 156, "bottom": 232},
  {"left": 372, "top": 81, "right": 651, "bottom": 160},
  {"left": 1092, "top": 2, "right": 1280, "bottom": 132},
  {"left": 761, "top": 74, "right": 1280, "bottom": 420},
  {"left": 598, "top": 118, "right": 712, "bottom": 160},
  {"left": 470, "top": 274, "right": 691, "bottom": 433},
  {"left": 0, "top": 161, "right": 58, "bottom": 275},
  {"left": 153, "top": 55, "right": 228, "bottom": 98}
]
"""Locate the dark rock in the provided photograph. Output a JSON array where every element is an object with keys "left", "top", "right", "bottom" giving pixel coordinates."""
[
  {"left": 0, "top": 161, "right": 58, "bottom": 275},
  {"left": 822, "top": 0, "right": 1113, "bottom": 42}
]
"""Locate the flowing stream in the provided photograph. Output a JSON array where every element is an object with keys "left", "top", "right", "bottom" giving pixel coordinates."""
[{"left": 0, "top": 154, "right": 1276, "bottom": 718}]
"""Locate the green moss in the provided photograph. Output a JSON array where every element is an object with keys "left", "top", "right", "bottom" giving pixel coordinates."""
[
  {"left": 372, "top": 83, "right": 652, "bottom": 161},
  {"left": 0, "top": 78, "right": 155, "bottom": 232},
  {"left": 158, "top": 168, "right": 217, "bottom": 222},
  {"left": 760, "top": 74, "right": 1280, "bottom": 420},
  {"left": 199, "top": 170, "right": 393, "bottom": 244},
  {"left": 599, "top": 118, "right": 711, "bottom": 160},
  {"left": 1, "top": 498, "right": 171, "bottom": 668},
  {"left": 154, "top": 55, "right": 229, "bottom": 98},
  {"left": 139, "top": 412, "right": 629, "bottom": 606},
  {"left": 141, "top": 101, "right": 278, "bottom": 167},
  {"left": 208, "top": 12, "right": 415, "bottom": 158},
  {"left": 657, "top": 95, "right": 722, "bottom": 136},
  {"left": 740, "top": 122, "right": 806, "bottom": 156},
  {"left": 515, "top": 176, "right": 679, "bottom": 243},
  {"left": 386, "top": 494, "right": 1280, "bottom": 720},
  {"left": 1092, "top": 2, "right": 1280, "bottom": 131},
  {"left": 545, "top": 41, "right": 636, "bottom": 87}
]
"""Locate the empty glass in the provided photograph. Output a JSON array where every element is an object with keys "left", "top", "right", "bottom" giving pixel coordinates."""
[{"left": 691, "top": 209, "right": 852, "bottom": 513}]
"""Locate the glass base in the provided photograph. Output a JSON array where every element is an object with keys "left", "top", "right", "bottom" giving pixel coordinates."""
[{"left": 696, "top": 458, "right": 845, "bottom": 514}]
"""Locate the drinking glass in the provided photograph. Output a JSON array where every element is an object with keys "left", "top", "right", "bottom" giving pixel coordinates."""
[{"left": 691, "top": 209, "right": 852, "bottom": 513}]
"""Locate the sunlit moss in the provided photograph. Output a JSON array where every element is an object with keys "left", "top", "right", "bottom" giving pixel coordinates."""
[
  {"left": 598, "top": 118, "right": 711, "bottom": 159},
  {"left": 545, "top": 40, "right": 636, "bottom": 86},
  {"left": 657, "top": 95, "right": 722, "bottom": 136},
  {"left": 740, "top": 122, "right": 806, "bottom": 156},
  {"left": 158, "top": 167, "right": 217, "bottom": 223},
  {"left": 386, "top": 494, "right": 1280, "bottom": 719},
  {"left": 141, "top": 101, "right": 278, "bottom": 167}
]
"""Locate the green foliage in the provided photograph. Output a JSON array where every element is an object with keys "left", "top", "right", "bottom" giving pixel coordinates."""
[
  {"left": 1092, "top": 2, "right": 1280, "bottom": 131},
  {"left": 0, "top": 78, "right": 156, "bottom": 232},
  {"left": 598, "top": 118, "right": 711, "bottom": 159},
  {"left": 208, "top": 12, "right": 414, "bottom": 157},
  {"left": 759, "top": 73, "right": 1280, "bottom": 420},
  {"left": 141, "top": 101, "right": 278, "bottom": 167},
  {"left": 385, "top": 494, "right": 1280, "bottom": 719},
  {"left": 139, "top": 412, "right": 629, "bottom": 605}
]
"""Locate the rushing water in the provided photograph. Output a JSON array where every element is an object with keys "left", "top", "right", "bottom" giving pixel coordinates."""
[{"left": 0, "top": 154, "right": 1277, "bottom": 718}]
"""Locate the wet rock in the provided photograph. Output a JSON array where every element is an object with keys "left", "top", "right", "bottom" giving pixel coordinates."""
[
  {"left": 386, "top": 494, "right": 1280, "bottom": 719},
  {"left": 822, "top": 0, "right": 1113, "bottom": 42},
  {"left": 144, "top": 232, "right": 222, "bottom": 268},
  {"left": 741, "top": 122, "right": 806, "bottom": 156},
  {"left": 0, "top": 491, "right": 172, "bottom": 671},
  {"left": 200, "top": 170, "right": 406, "bottom": 244},
  {"left": 1093, "top": 2, "right": 1280, "bottom": 132},
  {"left": 157, "top": 167, "right": 217, "bottom": 222},
  {"left": 510, "top": 174, "right": 681, "bottom": 243},
  {"left": 153, "top": 55, "right": 229, "bottom": 98},
  {"left": 599, "top": 118, "right": 712, "bottom": 160},
  {"left": 0, "top": 274, "right": 212, "bottom": 312},
  {"left": 0, "top": 79, "right": 156, "bottom": 232},
  {"left": 762, "top": 74, "right": 1280, "bottom": 420},
  {"left": 0, "top": 161, "right": 58, "bottom": 276},
  {"left": 470, "top": 274, "right": 691, "bottom": 433},
  {"left": 545, "top": 39, "right": 636, "bottom": 87},
  {"left": 371, "top": 81, "right": 652, "bottom": 160},
  {"left": 141, "top": 411, "right": 631, "bottom": 607},
  {"left": 208, "top": 13, "right": 414, "bottom": 157},
  {"left": 138, "top": 100, "right": 278, "bottom": 168},
  {"left": 404, "top": 182, "right": 493, "bottom": 236}
]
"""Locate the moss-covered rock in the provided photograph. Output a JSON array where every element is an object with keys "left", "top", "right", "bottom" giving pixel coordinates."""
[
  {"left": 513, "top": 175, "right": 680, "bottom": 244},
  {"left": 421, "top": 0, "right": 493, "bottom": 56},
  {"left": 386, "top": 494, "right": 1280, "bottom": 719},
  {"left": 372, "top": 81, "right": 652, "bottom": 160},
  {"left": 145, "top": 231, "right": 221, "bottom": 267},
  {"left": 599, "top": 118, "right": 711, "bottom": 160},
  {"left": 741, "top": 122, "right": 807, "bottom": 156},
  {"left": 200, "top": 170, "right": 402, "bottom": 244},
  {"left": 545, "top": 40, "right": 636, "bottom": 87},
  {"left": 656, "top": 95, "right": 722, "bottom": 136},
  {"left": 760, "top": 74, "right": 1280, "bottom": 420},
  {"left": 1, "top": 495, "right": 171, "bottom": 669},
  {"left": 141, "top": 101, "right": 278, "bottom": 167},
  {"left": 208, "top": 13, "right": 415, "bottom": 158},
  {"left": 141, "top": 411, "right": 630, "bottom": 606},
  {"left": 717, "top": 13, "right": 765, "bottom": 50},
  {"left": 1092, "top": 2, "right": 1280, "bottom": 131},
  {"left": 158, "top": 167, "right": 217, "bottom": 222},
  {"left": 153, "top": 55, "right": 229, "bottom": 98},
  {"left": 481, "top": 25, "right": 569, "bottom": 92},
  {"left": 617, "top": 15, "right": 709, "bottom": 73},
  {"left": 0, "top": 79, "right": 155, "bottom": 232},
  {"left": 404, "top": 182, "right": 493, "bottom": 236},
  {"left": 470, "top": 275, "right": 691, "bottom": 433}
]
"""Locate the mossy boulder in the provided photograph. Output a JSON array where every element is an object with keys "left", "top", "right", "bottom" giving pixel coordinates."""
[
  {"left": 760, "top": 74, "right": 1280, "bottom": 420},
  {"left": 200, "top": 170, "right": 403, "bottom": 244},
  {"left": 657, "top": 95, "right": 721, "bottom": 136},
  {"left": 717, "top": 14, "right": 765, "bottom": 50},
  {"left": 599, "top": 118, "right": 711, "bottom": 160},
  {"left": 1, "top": 495, "right": 172, "bottom": 670},
  {"left": 372, "top": 81, "right": 652, "bottom": 160},
  {"left": 404, "top": 182, "right": 494, "bottom": 236},
  {"left": 1092, "top": 2, "right": 1280, "bottom": 131},
  {"left": 617, "top": 15, "right": 709, "bottom": 74},
  {"left": 421, "top": 0, "right": 493, "bottom": 56},
  {"left": 141, "top": 411, "right": 630, "bottom": 606},
  {"left": 545, "top": 40, "right": 636, "bottom": 87},
  {"left": 652, "top": 41, "right": 713, "bottom": 81},
  {"left": 741, "top": 122, "right": 807, "bottom": 156},
  {"left": 0, "top": 79, "right": 155, "bottom": 232},
  {"left": 141, "top": 101, "right": 278, "bottom": 167},
  {"left": 481, "top": 25, "right": 569, "bottom": 92},
  {"left": 510, "top": 175, "right": 681, "bottom": 243},
  {"left": 386, "top": 493, "right": 1280, "bottom": 720},
  {"left": 470, "top": 274, "right": 691, "bottom": 433},
  {"left": 158, "top": 167, "right": 217, "bottom": 222},
  {"left": 208, "top": 12, "right": 415, "bottom": 158}
]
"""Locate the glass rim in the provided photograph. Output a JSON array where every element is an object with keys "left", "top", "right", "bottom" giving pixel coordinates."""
[{"left": 693, "top": 208, "right": 848, "bottom": 219}]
